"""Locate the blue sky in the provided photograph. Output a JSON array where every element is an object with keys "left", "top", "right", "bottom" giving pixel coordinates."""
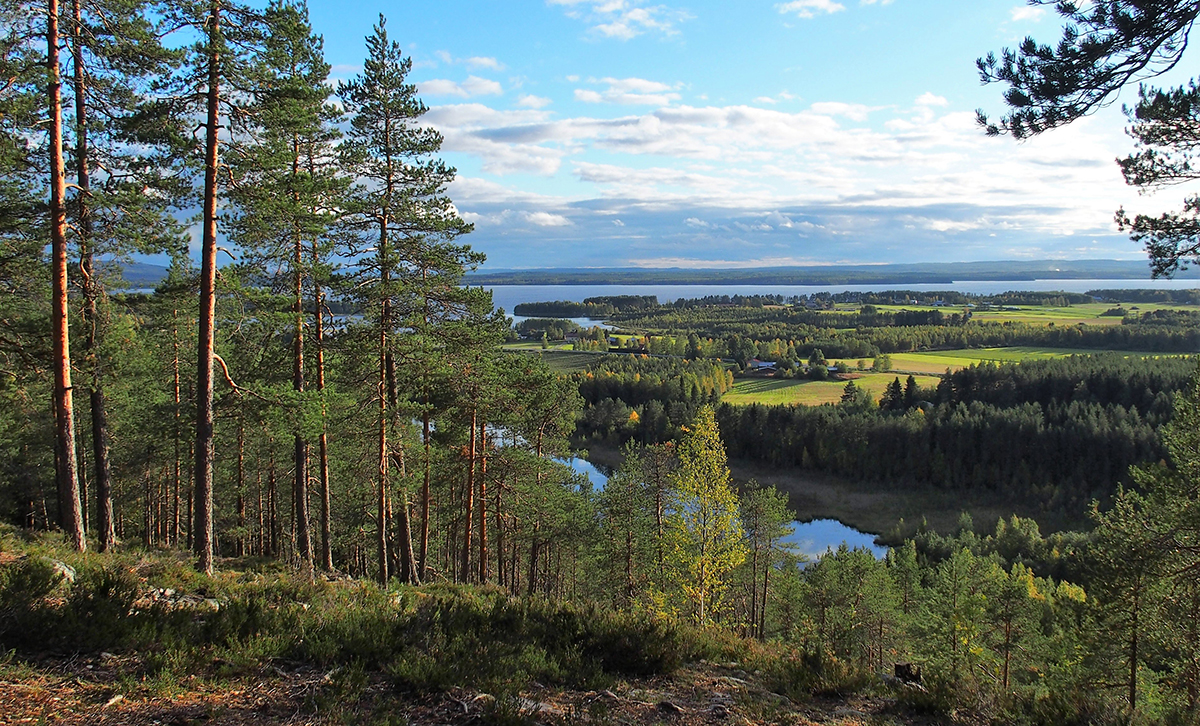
[{"left": 299, "top": 0, "right": 1199, "bottom": 271}]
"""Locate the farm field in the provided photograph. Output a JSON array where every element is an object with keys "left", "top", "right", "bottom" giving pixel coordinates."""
[
  {"left": 834, "top": 301, "right": 1200, "bottom": 327},
  {"left": 506, "top": 348, "right": 600, "bottom": 372},
  {"left": 833, "top": 346, "right": 1192, "bottom": 376},
  {"left": 723, "top": 372, "right": 902, "bottom": 406}
]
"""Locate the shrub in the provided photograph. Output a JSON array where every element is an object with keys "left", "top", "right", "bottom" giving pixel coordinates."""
[
  {"left": 64, "top": 565, "right": 140, "bottom": 650},
  {"left": 0, "top": 558, "right": 63, "bottom": 648}
]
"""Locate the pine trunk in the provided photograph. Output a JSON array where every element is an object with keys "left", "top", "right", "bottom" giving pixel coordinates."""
[
  {"left": 48, "top": 0, "right": 85, "bottom": 552},
  {"left": 376, "top": 215, "right": 390, "bottom": 585},
  {"left": 194, "top": 0, "right": 222, "bottom": 575},
  {"left": 291, "top": 141, "right": 312, "bottom": 569},
  {"left": 172, "top": 310, "right": 182, "bottom": 545},
  {"left": 71, "top": 0, "right": 114, "bottom": 552},
  {"left": 420, "top": 406, "right": 431, "bottom": 578},
  {"left": 313, "top": 252, "right": 332, "bottom": 571},
  {"left": 478, "top": 418, "right": 488, "bottom": 583},
  {"left": 461, "top": 407, "right": 476, "bottom": 582}
]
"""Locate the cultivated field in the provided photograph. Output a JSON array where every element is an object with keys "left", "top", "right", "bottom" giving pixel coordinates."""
[
  {"left": 722, "top": 373, "right": 903, "bottom": 406},
  {"left": 505, "top": 348, "right": 600, "bottom": 372},
  {"left": 835, "top": 301, "right": 1199, "bottom": 327},
  {"left": 873, "top": 347, "right": 1187, "bottom": 375}
]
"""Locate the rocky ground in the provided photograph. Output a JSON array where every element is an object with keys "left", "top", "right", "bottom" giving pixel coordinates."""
[{"left": 0, "top": 656, "right": 948, "bottom": 726}]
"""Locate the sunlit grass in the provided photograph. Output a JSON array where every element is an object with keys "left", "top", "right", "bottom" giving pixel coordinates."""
[
  {"left": 871, "top": 347, "right": 1188, "bottom": 375},
  {"left": 723, "top": 373, "right": 902, "bottom": 406}
]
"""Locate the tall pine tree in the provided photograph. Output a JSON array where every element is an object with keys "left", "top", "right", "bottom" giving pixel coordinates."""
[{"left": 338, "top": 15, "right": 472, "bottom": 584}]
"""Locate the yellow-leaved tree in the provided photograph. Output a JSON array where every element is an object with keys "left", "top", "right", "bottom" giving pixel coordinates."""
[{"left": 668, "top": 406, "right": 747, "bottom": 624}]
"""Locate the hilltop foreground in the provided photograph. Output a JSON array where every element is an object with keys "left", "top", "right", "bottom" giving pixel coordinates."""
[
  {"left": 0, "top": 530, "right": 947, "bottom": 726},
  {"left": 3, "top": 659, "right": 942, "bottom": 726}
]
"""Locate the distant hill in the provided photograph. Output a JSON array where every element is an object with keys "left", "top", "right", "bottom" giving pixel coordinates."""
[
  {"left": 111, "top": 259, "right": 1200, "bottom": 290},
  {"left": 465, "top": 259, "right": 1199, "bottom": 286},
  {"left": 114, "top": 262, "right": 170, "bottom": 289}
]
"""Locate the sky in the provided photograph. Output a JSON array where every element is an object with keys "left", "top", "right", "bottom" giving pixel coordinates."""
[{"left": 297, "top": 0, "right": 1200, "bottom": 271}]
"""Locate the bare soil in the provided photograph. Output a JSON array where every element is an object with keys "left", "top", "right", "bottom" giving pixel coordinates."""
[{"left": 0, "top": 657, "right": 952, "bottom": 726}]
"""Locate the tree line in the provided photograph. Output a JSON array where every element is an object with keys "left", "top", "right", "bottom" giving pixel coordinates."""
[{"left": 0, "top": 0, "right": 605, "bottom": 590}]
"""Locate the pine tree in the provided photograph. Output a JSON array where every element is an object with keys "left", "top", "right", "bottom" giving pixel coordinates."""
[
  {"left": 65, "top": 0, "right": 179, "bottom": 552},
  {"left": 977, "top": 1, "right": 1200, "bottom": 275},
  {"left": 132, "top": 0, "right": 263, "bottom": 573},
  {"left": 45, "top": 0, "right": 85, "bottom": 551},
  {"left": 738, "top": 482, "right": 793, "bottom": 638},
  {"left": 338, "top": 15, "right": 472, "bottom": 584},
  {"left": 228, "top": 0, "right": 345, "bottom": 571}
]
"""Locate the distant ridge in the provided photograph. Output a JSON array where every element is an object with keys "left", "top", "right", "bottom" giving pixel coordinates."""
[
  {"left": 114, "top": 262, "right": 171, "bottom": 289},
  {"left": 115, "top": 259, "right": 1200, "bottom": 290},
  {"left": 464, "top": 259, "right": 1200, "bottom": 286}
]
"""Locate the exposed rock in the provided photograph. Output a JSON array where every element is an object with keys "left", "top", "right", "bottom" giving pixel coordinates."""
[
  {"left": 657, "top": 700, "right": 686, "bottom": 715},
  {"left": 48, "top": 559, "right": 76, "bottom": 584},
  {"left": 708, "top": 703, "right": 730, "bottom": 718}
]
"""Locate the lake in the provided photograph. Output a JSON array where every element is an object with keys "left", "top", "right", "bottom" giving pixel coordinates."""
[
  {"left": 563, "top": 456, "right": 610, "bottom": 486},
  {"left": 783, "top": 520, "right": 888, "bottom": 560},
  {"left": 486, "top": 278, "right": 1200, "bottom": 314},
  {"left": 563, "top": 456, "right": 886, "bottom": 560},
  {"left": 510, "top": 314, "right": 614, "bottom": 331}
]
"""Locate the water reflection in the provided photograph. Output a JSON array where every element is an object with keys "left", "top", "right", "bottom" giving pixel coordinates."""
[
  {"left": 560, "top": 456, "right": 610, "bottom": 487},
  {"left": 783, "top": 519, "right": 888, "bottom": 560}
]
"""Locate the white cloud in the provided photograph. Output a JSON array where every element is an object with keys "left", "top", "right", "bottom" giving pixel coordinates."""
[
  {"left": 754, "top": 96, "right": 778, "bottom": 105},
  {"left": 424, "top": 92, "right": 1151, "bottom": 269},
  {"left": 465, "top": 56, "right": 505, "bottom": 70},
  {"left": 915, "top": 92, "right": 949, "bottom": 107},
  {"left": 525, "top": 211, "right": 574, "bottom": 226},
  {"left": 776, "top": 0, "right": 845, "bottom": 18},
  {"left": 809, "top": 101, "right": 875, "bottom": 121},
  {"left": 424, "top": 104, "right": 564, "bottom": 175},
  {"left": 434, "top": 51, "right": 507, "bottom": 70},
  {"left": 419, "top": 76, "right": 504, "bottom": 98},
  {"left": 518, "top": 94, "right": 553, "bottom": 109},
  {"left": 1010, "top": 5, "right": 1046, "bottom": 21},
  {"left": 575, "top": 76, "right": 682, "bottom": 105},
  {"left": 548, "top": 0, "right": 691, "bottom": 40}
]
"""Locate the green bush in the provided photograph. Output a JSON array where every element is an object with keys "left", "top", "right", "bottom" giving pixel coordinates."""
[
  {"left": 64, "top": 565, "right": 140, "bottom": 649},
  {"left": 0, "top": 558, "right": 63, "bottom": 648}
]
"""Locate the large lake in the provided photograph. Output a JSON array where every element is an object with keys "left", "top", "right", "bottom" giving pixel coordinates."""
[{"left": 487, "top": 278, "right": 1200, "bottom": 314}]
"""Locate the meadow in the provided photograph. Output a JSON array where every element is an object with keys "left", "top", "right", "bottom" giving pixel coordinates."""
[{"left": 722, "top": 373, "right": 903, "bottom": 406}]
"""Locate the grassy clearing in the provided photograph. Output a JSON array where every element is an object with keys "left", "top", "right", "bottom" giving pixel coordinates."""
[
  {"left": 881, "top": 346, "right": 1186, "bottom": 375},
  {"left": 723, "top": 373, "right": 901, "bottom": 406},
  {"left": 505, "top": 348, "right": 600, "bottom": 372},
  {"left": 836, "top": 301, "right": 1200, "bottom": 326}
]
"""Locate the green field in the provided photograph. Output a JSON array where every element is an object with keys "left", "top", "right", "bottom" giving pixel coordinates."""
[
  {"left": 723, "top": 373, "right": 900, "bottom": 406},
  {"left": 505, "top": 348, "right": 601, "bottom": 372},
  {"left": 878, "top": 347, "right": 1189, "bottom": 375},
  {"left": 726, "top": 347, "right": 1196, "bottom": 405},
  {"left": 833, "top": 301, "right": 1200, "bottom": 328}
]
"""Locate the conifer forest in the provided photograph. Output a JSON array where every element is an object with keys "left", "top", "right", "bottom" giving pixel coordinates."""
[{"left": 5, "top": 2, "right": 1200, "bottom": 725}]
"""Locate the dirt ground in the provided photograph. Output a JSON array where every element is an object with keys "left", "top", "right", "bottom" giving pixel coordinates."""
[{"left": 0, "top": 657, "right": 952, "bottom": 726}]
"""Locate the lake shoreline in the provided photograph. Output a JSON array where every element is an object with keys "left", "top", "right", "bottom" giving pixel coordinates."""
[{"left": 577, "top": 442, "right": 1084, "bottom": 539}]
